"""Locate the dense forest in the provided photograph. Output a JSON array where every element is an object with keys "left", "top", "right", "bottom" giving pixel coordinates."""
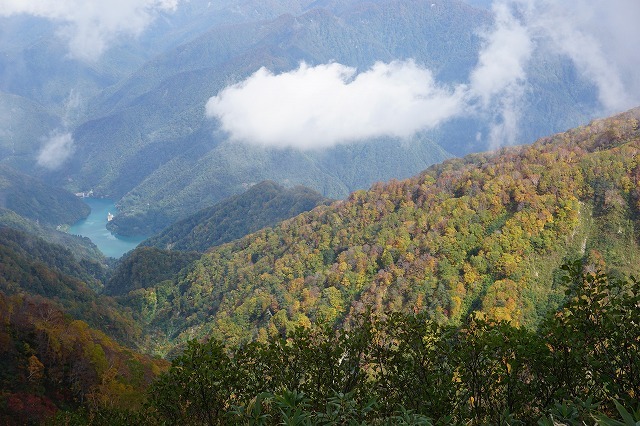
[
  {"left": 0, "top": 292, "right": 167, "bottom": 424},
  {"left": 1, "top": 108, "right": 639, "bottom": 424},
  {"left": 140, "top": 181, "right": 331, "bottom": 251},
  {"left": 0, "top": 228, "right": 140, "bottom": 345},
  {"left": 0, "top": 166, "right": 89, "bottom": 226},
  {"left": 140, "top": 263, "right": 640, "bottom": 425},
  {"left": 45, "top": 263, "right": 640, "bottom": 425},
  {"left": 122, "top": 108, "right": 640, "bottom": 352}
]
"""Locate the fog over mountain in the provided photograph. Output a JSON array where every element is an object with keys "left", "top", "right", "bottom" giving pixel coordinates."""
[{"left": 1, "top": 0, "right": 639, "bottom": 234}]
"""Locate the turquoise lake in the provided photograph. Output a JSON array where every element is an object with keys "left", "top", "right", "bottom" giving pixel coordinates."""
[{"left": 69, "top": 198, "right": 146, "bottom": 258}]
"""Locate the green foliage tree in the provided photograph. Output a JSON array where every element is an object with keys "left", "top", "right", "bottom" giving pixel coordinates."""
[{"left": 142, "top": 261, "right": 639, "bottom": 425}]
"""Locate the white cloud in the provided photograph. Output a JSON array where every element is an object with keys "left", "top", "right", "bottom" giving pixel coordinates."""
[
  {"left": 206, "top": 61, "right": 468, "bottom": 150},
  {"left": 37, "top": 132, "right": 75, "bottom": 170},
  {"left": 518, "top": 0, "right": 640, "bottom": 112},
  {"left": 0, "top": 0, "right": 180, "bottom": 61},
  {"left": 206, "top": 0, "right": 640, "bottom": 151},
  {"left": 469, "top": 0, "right": 533, "bottom": 148},
  {"left": 472, "top": 0, "right": 640, "bottom": 148},
  {"left": 470, "top": 1, "right": 533, "bottom": 105}
]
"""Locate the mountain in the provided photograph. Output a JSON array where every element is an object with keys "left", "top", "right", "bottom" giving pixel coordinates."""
[
  {"left": 0, "top": 291, "right": 166, "bottom": 424},
  {"left": 2, "top": 1, "right": 606, "bottom": 237},
  {"left": 51, "top": 0, "right": 603, "bottom": 236},
  {"left": 0, "top": 165, "right": 89, "bottom": 226},
  {"left": 0, "top": 227, "right": 139, "bottom": 344},
  {"left": 0, "top": 91, "right": 60, "bottom": 173},
  {"left": 0, "top": 207, "right": 105, "bottom": 263},
  {"left": 44, "top": 1, "right": 490, "bottom": 235},
  {"left": 105, "top": 247, "right": 201, "bottom": 296},
  {"left": 123, "top": 107, "right": 640, "bottom": 350},
  {"left": 139, "top": 180, "right": 331, "bottom": 250},
  {"left": 0, "top": 227, "right": 105, "bottom": 289},
  {"left": 0, "top": 165, "right": 105, "bottom": 261}
]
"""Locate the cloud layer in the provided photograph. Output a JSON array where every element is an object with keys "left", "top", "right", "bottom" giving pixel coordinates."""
[
  {"left": 206, "top": 0, "right": 640, "bottom": 151},
  {"left": 0, "top": 0, "right": 179, "bottom": 61},
  {"left": 206, "top": 61, "right": 468, "bottom": 149}
]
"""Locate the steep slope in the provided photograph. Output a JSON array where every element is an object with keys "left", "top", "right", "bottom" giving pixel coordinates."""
[
  {"left": 105, "top": 247, "right": 201, "bottom": 296},
  {"left": 133, "top": 107, "right": 640, "bottom": 350},
  {"left": 0, "top": 291, "right": 167, "bottom": 424},
  {"left": 57, "top": 0, "right": 495, "bottom": 234},
  {"left": 0, "top": 165, "right": 89, "bottom": 226},
  {"left": 0, "top": 208, "right": 105, "bottom": 263},
  {"left": 0, "top": 91, "right": 60, "bottom": 173},
  {"left": 0, "top": 227, "right": 105, "bottom": 289},
  {"left": 61, "top": 0, "right": 601, "bottom": 236},
  {"left": 0, "top": 229, "right": 139, "bottom": 344},
  {"left": 139, "top": 181, "right": 331, "bottom": 250}
]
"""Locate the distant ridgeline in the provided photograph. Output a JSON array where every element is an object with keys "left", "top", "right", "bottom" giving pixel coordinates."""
[
  {"left": 104, "top": 181, "right": 330, "bottom": 297},
  {"left": 141, "top": 181, "right": 332, "bottom": 252},
  {"left": 119, "top": 107, "right": 640, "bottom": 352},
  {"left": 0, "top": 165, "right": 89, "bottom": 226}
]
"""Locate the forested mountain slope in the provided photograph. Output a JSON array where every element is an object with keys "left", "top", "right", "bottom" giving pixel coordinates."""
[
  {"left": 0, "top": 166, "right": 105, "bottom": 262},
  {"left": 0, "top": 165, "right": 89, "bottom": 226},
  {"left": 105, "top": 247, "right": 201, "bottom": 297},
  {"left": 140, "top": 181, "right": 331, "bottom": 251},
  {"left": 0, "top": 228, "right": 139, "bottom": 344},
  {"left": 0, "top": 227, "right": 105, "bottom": 288},
  {"left": 131, "top": 107, "right": 640, "bottom": 351},
  {"left": 0, "top": 291, "right": 167, "bottom": 424},
  {"left": 0, "top": 208, "right": 104, "bottom": 263}
]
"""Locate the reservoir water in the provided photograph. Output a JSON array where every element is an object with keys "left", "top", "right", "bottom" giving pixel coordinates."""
[{"left": 69, "top": 198, "right": 146, "bottom": 258}]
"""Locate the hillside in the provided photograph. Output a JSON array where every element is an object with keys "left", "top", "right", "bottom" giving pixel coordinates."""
[
  {"left": 52, "top": 1, "right": 488, "bottom": 235},
  {"left": 140, "top": 181, "right": 331, "bottom": 250},
  {"left": 105, "top": 247, "right": 201, "bottom": 296},
  {"left": 0, "top": 91, "right": 60, "bottom": 173},
  {"left": 0, "top": 228, "right": 140, "bottom": 344},
  {"left": 0, "top": 291, "right": 167, "bottom": 424},
  {"left": 0, "top": 166, "right": 105, "bottom": 262},
  {"left": 126, "top": 107, "right": 640, "bottom": 351},
  {"left": 0, "top": 165, "right": 89, "bottom": 226},
  {"left": 0, "top": 227, "right": 105, "bottom": 289},
  {"left": 0, "top": 0, "right": 629, "bottom": 238},
  {"left": 0, "top": 208, "right": 105, "bottom": 263}
]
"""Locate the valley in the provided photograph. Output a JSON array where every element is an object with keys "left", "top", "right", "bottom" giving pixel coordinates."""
[
  {"left": 68, "top": 198, "right": 147, "bottom": 258},
  {"left": 0, "top": 0, "right": 639, "bottom": 424}
]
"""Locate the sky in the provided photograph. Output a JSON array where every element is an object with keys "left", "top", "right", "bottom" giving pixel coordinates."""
[{"left": 2, "top": 0, "right": 640, "bottom": 162}]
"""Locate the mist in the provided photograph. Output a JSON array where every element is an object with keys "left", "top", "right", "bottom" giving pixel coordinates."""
[
  {"left": 0, "top": 0, "right": 180, "bottom": 61},
  {"left": 37, "top": 132, "right": 74, "bottom": 170}
]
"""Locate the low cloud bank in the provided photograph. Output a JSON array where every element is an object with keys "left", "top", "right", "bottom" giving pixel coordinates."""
[{"left": 206, "top": 61, "right": 468, "bottom": 150}]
